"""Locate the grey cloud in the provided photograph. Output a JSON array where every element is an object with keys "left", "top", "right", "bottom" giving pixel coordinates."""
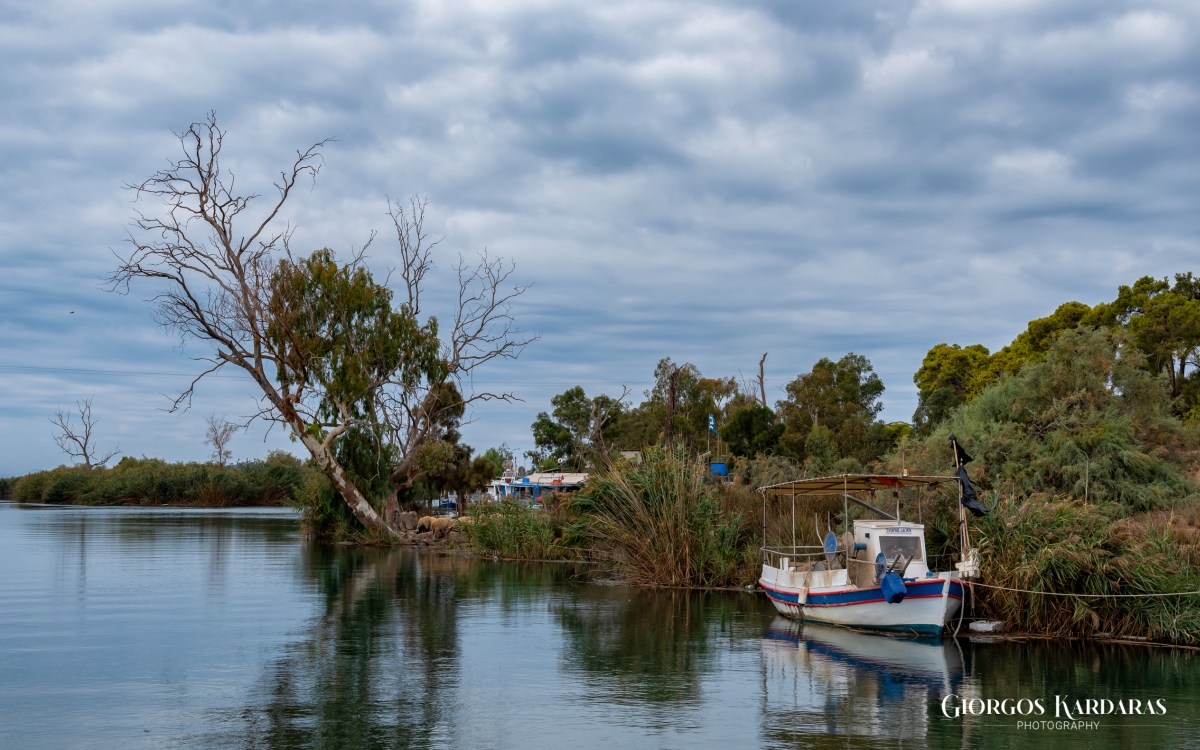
[{"left": 2, "top": 0, "right": 1199, "bottom": 472}]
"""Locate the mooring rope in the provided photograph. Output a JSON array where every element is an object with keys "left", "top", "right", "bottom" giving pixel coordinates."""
[{"left": 968, "top": 581, "right": 1200, "bottom": 598}]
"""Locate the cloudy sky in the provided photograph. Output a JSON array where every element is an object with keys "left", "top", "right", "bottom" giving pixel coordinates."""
[{"left": 2, "top": 0, "right": 1199, "bottom": 475}]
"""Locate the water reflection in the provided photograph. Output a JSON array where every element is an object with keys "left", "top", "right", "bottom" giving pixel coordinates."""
[{"left": 3, "top": 504, "right": 1199, "bottom": 750}]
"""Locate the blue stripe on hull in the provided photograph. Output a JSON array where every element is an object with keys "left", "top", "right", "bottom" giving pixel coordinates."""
[{"left": 759, "top": 578, "right": 967, "bottom": 636}]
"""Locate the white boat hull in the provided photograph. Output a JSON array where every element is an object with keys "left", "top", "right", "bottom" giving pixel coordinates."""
[{"left": 759, "top": 566, "right": 967, "bottom": 636}]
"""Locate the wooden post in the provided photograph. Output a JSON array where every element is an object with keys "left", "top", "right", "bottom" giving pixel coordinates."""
[{"left": 952, "top": 437, "right": 970, "bottom": 556}]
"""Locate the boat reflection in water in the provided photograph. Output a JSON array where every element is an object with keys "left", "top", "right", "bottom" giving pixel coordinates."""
[{"left": 760, "top": 617, "right": 964, "bottom": 744}]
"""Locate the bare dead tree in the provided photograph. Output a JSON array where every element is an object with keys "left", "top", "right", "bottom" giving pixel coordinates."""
[
  {"left": 379, "top": 198, "right": 538, "bottom": 496},
  {"left": 110, "top": 113, "right": 396, "bottom": 531},
  {"left": 204, "top": 414, "right": 239, "bottom": 467},
  {"left": 758, "top": 352, "right": 768, "bottom": 408},
  {"left": 387, "top": 194, "right": 439, "bottom": 316},
  {"left": 111, "top": 115, "right": 534, "bottom": 533},
  {"left": 50, "top": 398, "right": 120, "bottom": 469},
  {"left": 589, "top": 386, "right": 631, "bottom": 468}
]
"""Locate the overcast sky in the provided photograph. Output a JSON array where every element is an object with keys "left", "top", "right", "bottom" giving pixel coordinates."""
[{"left": 2, "top": 0, "right": 1199, "bottom": 475}]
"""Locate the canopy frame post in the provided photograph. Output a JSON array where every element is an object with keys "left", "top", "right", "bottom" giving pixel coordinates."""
[{"left": 842, "top": 475, "right": 848, "bottom": 539}]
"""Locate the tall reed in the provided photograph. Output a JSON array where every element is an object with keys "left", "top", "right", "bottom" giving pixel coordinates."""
[
  {"left": 972, "top": 496, "right": 1200, "bottom": 644},
  {"left": 573, "top": 448, "right": 755, "bottom": 587}
]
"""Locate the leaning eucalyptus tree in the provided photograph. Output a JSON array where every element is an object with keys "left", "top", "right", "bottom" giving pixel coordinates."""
[{"left": 113, "top": 114, "right": 533, "bottom": 533}]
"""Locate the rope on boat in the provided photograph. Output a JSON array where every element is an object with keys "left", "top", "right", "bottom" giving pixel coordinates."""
[{"left": 969, "top": 581, "right": 1200, "bottom": 598}]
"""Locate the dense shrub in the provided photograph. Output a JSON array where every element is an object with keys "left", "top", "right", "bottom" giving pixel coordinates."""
[
  {"left": 12, "top": 455, "right": 317, "bottom": 507},
  {"left": 973, "top": 497, "right": 1200, "bottom": 644},
  {"left": 886, "top": 328, "right": 1197, "bottom": 512},
  {"left": 464, "top": 501, "right": 576, "bottom": 560}
]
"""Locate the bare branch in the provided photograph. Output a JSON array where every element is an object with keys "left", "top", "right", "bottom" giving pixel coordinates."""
[
  {"left": 387, "top": 194, "right": 439, "bottom": 315},
  {"left": 50, "top": 398, "right": 120, "bottom": 469},
  {"left": 204, "top": 414, "right": 240, "bottom": 467}
]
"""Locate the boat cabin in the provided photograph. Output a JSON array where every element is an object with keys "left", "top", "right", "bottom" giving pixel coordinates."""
[{"left": 851, "top": 520, "right": 929, "bottom": 579}]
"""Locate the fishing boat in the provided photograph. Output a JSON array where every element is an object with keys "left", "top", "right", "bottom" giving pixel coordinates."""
[{"left": 756, "top": 473, "right": 981, "bottom": 636}]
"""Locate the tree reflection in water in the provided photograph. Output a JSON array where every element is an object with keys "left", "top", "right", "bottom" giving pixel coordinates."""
[
  {"left": 555, "top": 588, "right": 738, "bottom": 704},
  {"left": 214, "top": 547, "right": 597, "bottom": 749}
]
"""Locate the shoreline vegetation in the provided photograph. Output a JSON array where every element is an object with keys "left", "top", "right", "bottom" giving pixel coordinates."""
[
  {"left": 37, "top": 121, "right": 1189, "bottom": 644},
  {"left": 10, "top": 259, "right": 1200, "bottom": 645}
]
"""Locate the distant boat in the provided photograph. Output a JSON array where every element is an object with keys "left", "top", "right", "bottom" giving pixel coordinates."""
[{"left": 757, "top": 474, "right": 978, "bottom": 636}]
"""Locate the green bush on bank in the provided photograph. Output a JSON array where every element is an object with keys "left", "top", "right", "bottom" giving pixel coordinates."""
[
  {"left": 12, "top": 454, "right": 318, "bottom": 507},
  {"left": 879, "top": 328, "right": 1200, "bottom": 643},
  {"left": 464, "top": 500, "right": 580, "bottom": 560}
]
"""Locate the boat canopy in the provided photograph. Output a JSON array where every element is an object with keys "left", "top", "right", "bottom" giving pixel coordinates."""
[{"left": 759, "top": 474, "right": 957, "bottom": 496}]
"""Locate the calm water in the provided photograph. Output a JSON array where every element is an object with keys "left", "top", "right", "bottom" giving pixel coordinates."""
[{"left": 1, "top": 502, "right": 1197, "bottom": 749}]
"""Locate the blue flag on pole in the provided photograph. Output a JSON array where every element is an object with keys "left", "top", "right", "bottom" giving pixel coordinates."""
[{"left": 708, "top": 414, "right": 717, "bottom": 434}]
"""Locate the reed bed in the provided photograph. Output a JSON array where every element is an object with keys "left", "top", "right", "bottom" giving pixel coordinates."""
[
  {"left": 972, "top": 496, "right": 1200, "bottom": 644},
  {"left": 572, "top": 448, "right": 758, "bottom": 587}
]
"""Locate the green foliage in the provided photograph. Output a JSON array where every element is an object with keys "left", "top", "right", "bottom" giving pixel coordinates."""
[
  {"left": 573, "top": 448, "right": 757, "bottom": 587},
  {"left": 529, "top": 386, "right": 626, "bottom": 470},
  {"left": 268, "top": 248, "right": 444, "bottom": 425},
  {"left": 480, "top": 444, "right": 513, "bottom": 478},
  {"left": 891, "top": 328, "right": 1195, "bottom": 511},
  {"left": 0, "top": 476, "right": 12, "bottom": 498},
  {"left": 777, "top": 353, "right": 892, "bottom": 466},
  {"left": 719, "top": 403, "right": 785, "bottom": 458},
  {"left": 12, "top": 457, "right": 318, "bottom": 507},
  {"left": 802, "top": 424, "right": 837, "bottom": 476},
  {"left": 912, "top": 343, "right": 992, "bottom": 429},
  {"left": 604, "top": 358, "right": 742, "bottom": 453},
  {"left": 914, "top": 273, "right": 1200, "bottom": 432}
]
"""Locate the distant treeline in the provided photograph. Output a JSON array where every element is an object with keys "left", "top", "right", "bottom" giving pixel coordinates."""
[{"left": 8, "top": 453, "right": 320, "bottom": 507}]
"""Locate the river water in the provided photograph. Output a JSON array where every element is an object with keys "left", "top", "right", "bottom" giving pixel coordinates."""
[{"left": 1, "top": 502, "right": 1197, "bottom": 749}]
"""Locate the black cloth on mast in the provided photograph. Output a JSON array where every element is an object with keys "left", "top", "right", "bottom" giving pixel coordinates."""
[
  {"left": 955, "top": 466, "right": 987, "bottom": 517},
  {"left": 949, "top": 434, "right": 973, "bottom": 466}
]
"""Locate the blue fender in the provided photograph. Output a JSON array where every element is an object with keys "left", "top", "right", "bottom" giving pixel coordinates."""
[{"left": 881, "top": 572, "right": 907, "bottom": 604}]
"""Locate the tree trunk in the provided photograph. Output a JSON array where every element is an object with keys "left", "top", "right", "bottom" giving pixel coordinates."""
[{"left": 281, "top": 411, "right": 393, "bottom": 534}]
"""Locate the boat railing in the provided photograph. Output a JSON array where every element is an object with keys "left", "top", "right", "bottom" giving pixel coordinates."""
[{"left": 761, "top": 546, "right": 825, "bottom": 570}]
